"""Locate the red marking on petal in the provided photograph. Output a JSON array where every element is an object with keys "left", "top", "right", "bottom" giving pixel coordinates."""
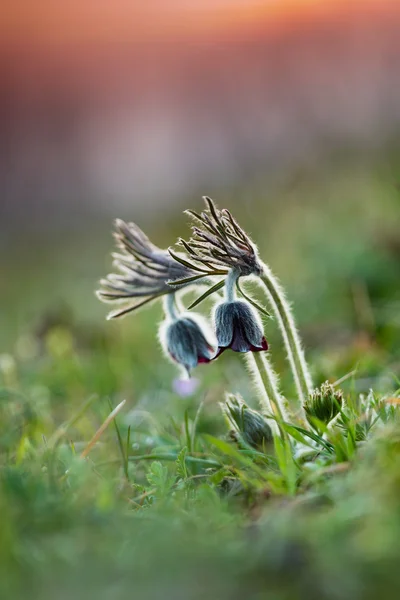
[
  {"left": 248, "top": 337, "right": 269, "bottom": 353},
  {"left": 212, "top": 337, "right": 268, "bottom": 357},
  {"left": 198, "top": 355, "right": 212, "bottom": 364}
]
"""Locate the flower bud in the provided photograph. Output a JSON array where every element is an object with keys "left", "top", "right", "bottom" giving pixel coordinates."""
[
  {"left": 222, "top": 394, "right": 273, "bottom": 450},
  {"left": 304, "top": 382, "right": 343, "bottom": 429},
  {"left": 214, "top": 300, "right": 268, "bottom": 355},
  {"left": 160, "top": 316, "right": 216, "bottom": 376}
]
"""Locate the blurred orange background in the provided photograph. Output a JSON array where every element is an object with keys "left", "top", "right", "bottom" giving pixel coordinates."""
[
  {"left": 1, "top": 1, "right": 400, "bottom": 227},
  {"left": 0, "top": 2, "right": 353, "bottom": 42}
]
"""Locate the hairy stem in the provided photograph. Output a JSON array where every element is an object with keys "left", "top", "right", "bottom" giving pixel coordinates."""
[
  {"left": 258, "top": 262, "right": 313, "bottom": 408},
  {"left": 164, "top": 293, "right": 180, "bottom": 320},
  {"left": 246, "top": 353, "right": 285, "bottom": 437},
  {"left": 224, "top": 268, "right": 240, "bottom": 302}
]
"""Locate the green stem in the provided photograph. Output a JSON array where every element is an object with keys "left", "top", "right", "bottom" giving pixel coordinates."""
[
  {"left": 248, "top": 354, "right": 298, "bottom": 490},
  {"left": 258, "top": 262, "right": 313, "bottom": 407},
  {"left": 252, "top": 354, "right": 285, "bottom": 420},
  {"left": 108, "top": 397, "right": 129, "bottom": 482},
  {"left": 246, "top": 353, "right": 285, "bottom": 438}
]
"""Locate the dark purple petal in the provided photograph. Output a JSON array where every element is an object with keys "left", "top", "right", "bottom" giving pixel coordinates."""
[
  {"left": 214, "top": 301, "right": 268, "bottom": 355},
  {"left": 230, "top": 319, "right": 253, "bottom": 352},
  {"left": 248, "top": 336, "right": 269, "bottom": 352}
]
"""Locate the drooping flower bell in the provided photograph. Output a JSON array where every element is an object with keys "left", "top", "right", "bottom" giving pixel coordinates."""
[
  {"left": 212, "top": 269, "right": 268, "bottom": 356},
  {"left": 160, "top": 296, "right": 216, "bottom": 376},
  {"left": 214, "top": 300, "right": 268, "bottom": 355}
]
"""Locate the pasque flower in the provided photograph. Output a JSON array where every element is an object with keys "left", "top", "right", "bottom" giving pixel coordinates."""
[
  {"left": 214, "top": 300, "right": 268, "bottom": 355},
  {"left": 97, "top": 198, "right": 310, "bottom": 428},
  {"left": 160, "top": 312, "right": 216, "bottom": 376},
  {"left": 173, "top": 196, "right": 313, "bottom": 409},
  {"left": 96, "top": 219, "right": 196, "bottom": 319}
]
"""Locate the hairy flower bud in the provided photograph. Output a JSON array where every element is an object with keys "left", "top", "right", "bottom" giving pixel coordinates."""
[
  {"left": 222, "top": 394, "right": 273, "bottom": 450},
  {"left": 160, "top": 316, "right": 216, "bottom": 376},
  {"left": 214, "top": 300, "right": 268, "bottom": 355},
  {"left": 304, "top": 382, "right": 343, "bottom": 430}
]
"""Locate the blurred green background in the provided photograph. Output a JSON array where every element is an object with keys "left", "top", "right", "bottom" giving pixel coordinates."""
[
  {"left": 2, "top": 153, "right": 400, "bottom": 394},
  {"left": 1, "top": 153, "right": 400, "bottom": 600}
]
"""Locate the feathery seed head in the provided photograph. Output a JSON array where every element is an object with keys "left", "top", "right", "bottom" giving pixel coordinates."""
[
  {"left": 96, "top": 219, "right": 196, "bottom": 319},
  {"left": 169, "top": 196, "right": 262, "bottom": 279}
]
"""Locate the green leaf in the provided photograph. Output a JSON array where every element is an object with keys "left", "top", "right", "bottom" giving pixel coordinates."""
[
  {"left": 285, "top": 423, "right": 334, "bottom": 453},
  {"left": 184, "top": 410, "right": 192, "bottom": 453},
  {"left": 146, "top": 461, "right": 174, "bottom": 497},
  {"left": 187, "top": 280, "right": 225, "bottom": 310},
  {"left": 191, "top": 399, "right": 205, "bottom": 456},
  {"left": 203, "top": 435, "right": 270, "bottom": 481},
  {"left": 281, "top": 423, "right": 315, "bottom": 448},
  {"left": 273, "top": 436, "right": 298, "bottom": 496},
  {"left": 168, "top": 248, "right": 208, "bottom": 273},
  {"left": 176, "top": 447, "right": 188, "bottom": 480},
  {"left": 128, "top": 453, "right": 221, "bottom": 468},
  {"left": 236, "top": 279, "right": 271, "bottom": 317},
  {"left": 168, "top": 274, "right": 208, "bottom": 286},
  {"left": 107, "top": 294, "right": 162, "bottom": 319},
  {"left": 107, "top": 397, "right": 129, "bottom": 482}
]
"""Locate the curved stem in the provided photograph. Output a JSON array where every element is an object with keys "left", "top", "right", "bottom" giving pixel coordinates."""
[
  {"left": 258, "top": 262, "right": 313, "bottom": 407},
  {"left": 164, "top": 293, "right": 180, "bottom": 320},
  {"left": 224, "top": 268, "right": 239, "bottom": 302},
  {"left": 246, "top": 353, "right": 285, "bottom": 438}
]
